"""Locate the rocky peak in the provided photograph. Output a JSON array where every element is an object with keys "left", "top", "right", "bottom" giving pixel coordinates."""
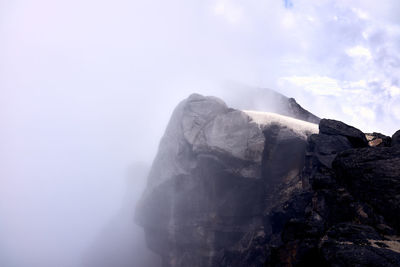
[
  {"left": 220, "top": 86, "right": 320, "bottom": 124},
  {"left": 135, "top": 94, "right": 318, "bottom": 266},
  {"left": 135, "top": 93, "right": 400, "bottom": 267},
  {"left": 287, "top": 97, "right": 320, "bottom": 124}
]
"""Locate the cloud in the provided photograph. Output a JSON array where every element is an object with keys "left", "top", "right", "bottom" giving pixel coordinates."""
[
  {"left": 213, "top": 0, "right": 244, "bottom": 24},
  {"left": 279, "top": 76, "right": 343, "bottom": 96},
  {"left": 346, "top": 45, "right": 372, "bottom": 60},
  {"left": 1, "top": 1, "right": 400, "bottom": 266},
  {"left": 255, "top": 0, "right": 400, "bottom": 134}
]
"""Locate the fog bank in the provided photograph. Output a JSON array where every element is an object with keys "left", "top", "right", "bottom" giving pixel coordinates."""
[{"left": 1, "top": 0, "right": 400, "bottom": 266}]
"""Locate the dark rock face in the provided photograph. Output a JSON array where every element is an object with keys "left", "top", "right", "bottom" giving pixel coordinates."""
[
  {"left": 319, "top": 119, "right": 368, "bottom": 148},
  {"left": 392, "top": 130, "right": 400, "bottom": 146},
  {"left": 333, "top": 146, "right": 400, "bottom": 232},
  {"left": 320, "top": 223, "right": 400, "bottom": 267},
  {"left": 268, "top": 123, "right": 400, "bottom": 266},
  {"left": 136, "top": 94, "right": 400, "bottom": 267}
]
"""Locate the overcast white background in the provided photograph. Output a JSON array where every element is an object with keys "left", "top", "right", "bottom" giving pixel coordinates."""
[{"left": 1, "top": 0, "right": 400, "bottom": 266}]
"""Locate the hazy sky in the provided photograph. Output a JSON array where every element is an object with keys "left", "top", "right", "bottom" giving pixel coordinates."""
[{"left": 1, "top": 0, "right": 400, "bottom": 266}]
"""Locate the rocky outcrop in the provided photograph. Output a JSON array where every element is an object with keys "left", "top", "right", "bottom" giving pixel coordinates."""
[
  {"left": 267, "top": 120, "right": 400, "bottom": 266},
  {"left": 222, "top": 86, "right": 320, "bottom": 124},
  {"left": 366, "top": 132, "right": 392, "bottom": 147},
  {"left": 333, "top": 146, "right": 400, "bottom": 232},
  {"left": 135, "top": 94, "right": 317, "bottom": 267},
  {"left": 136, "top": 94, "right": 400, "bottom": 266},
  {"left": 392, "top": 130, "right": 400, "bottom": 146},
  {"left": 319, "top": 119, "right": 368, "bottom": 148},
  {"left": 287, "top": 98, "right": 320, "bottom": 124}
]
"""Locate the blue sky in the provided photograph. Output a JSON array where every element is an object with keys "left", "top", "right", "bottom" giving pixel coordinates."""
[
  {"left": 1, "top": 0, "right": 400, "bottom": 266},
  {"left": 284, "top": 0, "right": 293, "bottom": 9}
]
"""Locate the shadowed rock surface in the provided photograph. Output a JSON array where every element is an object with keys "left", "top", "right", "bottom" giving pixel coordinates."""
[
  {"left": 333, "top": 146, "right": 400, "bottom": 231},
  {"left": 267, "top": 121, "right": 400, "bottom": 266},
  {"left": 319, "top": 119, "right": 368, "bottom": 148},
  {"left": 136, "top": 94, "right": 400, "bottom": 267},
  {"left": 392, "top": 130, "right": 400, "bottom": 146}
]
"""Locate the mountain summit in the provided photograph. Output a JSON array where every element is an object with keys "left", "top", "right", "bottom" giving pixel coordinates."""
[{"left": 135, "top": 93, "right": 400, "bottom": 267}]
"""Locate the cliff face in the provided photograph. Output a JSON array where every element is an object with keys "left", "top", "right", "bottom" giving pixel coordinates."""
[
  {"left": 265, "top": 119, "right": 400, "bottom": 266},
  {"left": 135, "top": 94, "right": 400, "bottom": 266}
]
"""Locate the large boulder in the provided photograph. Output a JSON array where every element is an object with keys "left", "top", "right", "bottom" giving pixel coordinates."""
[
  {"left": 307, "top": 134, "right": 352, "bottom": 169},
  {"left": 392, "top": 130, "right": 400, "bottom": 147},
  {"left": 319, "top": 119, "right": 368, "bottom": 148},
  {"left": 135, "top": 94, "right": 318, "bottom": 267}
]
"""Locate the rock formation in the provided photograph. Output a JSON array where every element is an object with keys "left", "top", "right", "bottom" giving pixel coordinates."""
[
  {"left": 220, "top": 86, "right": 320, "bottom": 124},
  {"left": 135, "top": 93, "right": 400, "bottom": 266},
  {"left": 392, "top": 130, "right": 400, "bottom": 147},
  {"left": 266, "top": 119, "right": 400, "bottom": 266}
]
